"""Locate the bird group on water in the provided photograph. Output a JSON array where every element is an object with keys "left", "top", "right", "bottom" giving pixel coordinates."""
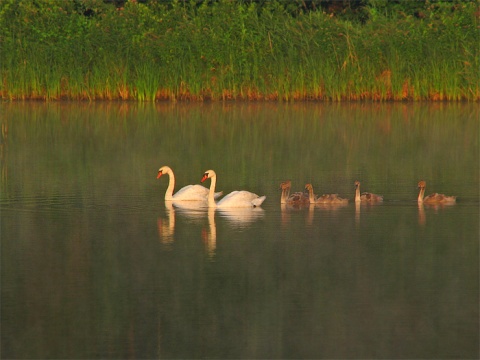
[
  {"left": 157, "top": 165, "right": 456, "bottom": 208},
  {"left": 157, "top": 166, "right": 266, "bottom": 208}
]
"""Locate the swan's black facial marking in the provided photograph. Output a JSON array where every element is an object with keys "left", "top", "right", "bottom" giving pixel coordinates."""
[{"left": 201, "top": 172, "right": 210, "bottom": 182}]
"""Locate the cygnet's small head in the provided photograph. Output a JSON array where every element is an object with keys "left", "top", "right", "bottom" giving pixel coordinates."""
[
  {"left": 418, "top": 180, "right": 426, "bottom": 190},
  {"left": 280, "top": 180, "right": 291, "bottom": 190}
]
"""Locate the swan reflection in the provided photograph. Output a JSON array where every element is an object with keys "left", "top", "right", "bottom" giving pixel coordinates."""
[
  {"left": 216, "top": 207, "right": 265, "bottom": 228},
  {"left": 158, "top": 201, "right": 264, "bottom": 259},
  {"left": 201, "top": 207, "right": 264, "bottom": 259},
  {"left": 355, "top": 202, "right": 361, "bottom": 225},
  {"left": 307, "top": 202, "right": 347, "bottom": 225},
  {"left": 202, "top": 208, "right": 216, "bottom": 259},
  {"left": 157, "top": 202, "right": 176, "bottom": 247},
  {"left": 418, "top": 203, "right": 426, "bottom": 226},
  {"left": 157, "top": 201, "right": 209, "bottom": 248},
  {"left": 354, "top": 199, "right": 383, "bottom": 225},
  {"left": 171, "top": 200, "right": 209, "bottom": 223},
  {"left": 280, "top": 203, "right": 325, "bottom": 226},
  {"left": 418, "top": 201, "right": 456, "bottom": 226},
  {"left": 312, "top": 202, "right": 348, "bottom": 211}
]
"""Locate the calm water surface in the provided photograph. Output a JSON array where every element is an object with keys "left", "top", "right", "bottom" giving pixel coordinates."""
[{"left": 1, "top": 102, "right": 479, "bottom": 359}]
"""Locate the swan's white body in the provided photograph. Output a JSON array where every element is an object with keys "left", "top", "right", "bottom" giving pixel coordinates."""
[
  {"left": 157, "top": 166, "right": 223, "bottom": 201},
  {"left": 201, "top": 169, "right": 266, "bottom": 208}
]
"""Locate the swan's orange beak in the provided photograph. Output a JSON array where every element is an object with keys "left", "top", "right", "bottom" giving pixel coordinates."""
[
  {"left": 201, "top": 174, "right": 208, "bottom": 182},
  {"left": 157, "top": 171, "right": 163, "bottom": 179}
]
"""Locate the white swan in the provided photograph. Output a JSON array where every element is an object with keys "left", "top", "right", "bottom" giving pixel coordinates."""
[
  {"left": 201, "top": 169, "right": 266, "bottom": 208},
  {"left": 157, "top": 166, "right": 223, "bottom": 201}
]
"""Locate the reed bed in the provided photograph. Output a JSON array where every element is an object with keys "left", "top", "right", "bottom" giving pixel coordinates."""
[{"left": 0, "top": 0, "right": 478, "bottom": 101}]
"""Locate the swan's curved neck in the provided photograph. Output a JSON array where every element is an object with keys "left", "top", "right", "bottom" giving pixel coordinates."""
[
  {"left": 355, "top": 186, "right": 361, "bottom": 202},
  {"left": 417, "top": 187, "right": 425, "bottom": 203},
  {"left": 164, "top": 169, "right": 175, "bottom": 200},
  {"left": 280, "top": 187, "right": 291, "bottom": 204},
  {"left": 307, "top": 187, "right": 315, "bottom": 203},
  {"left": 207, "top": 175, "right": 217, "bottom": 206}
]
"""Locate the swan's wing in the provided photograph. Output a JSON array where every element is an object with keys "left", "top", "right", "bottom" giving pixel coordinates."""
[
  {"left": 427, "top": 193, "right": 456, "bottom": 203},
  {"left": 316, "top": 193, "right": 348, "bottom": 204},
  {"left": 217, "top": 190, "right": 241, "bottom": 203},
  {"left": 172, "top": 185, "right": 223, "bottom": 201},
  {"left": 317, "top": 194, "right": 334, "bottom": 202},
  {"left": 173, "top": 185, "right": 208, "bottom": 200},
  {"left": 217, "top": 191, "right": 265, "bottom": 207},
  {"left": 213, "top": 191, "right": 224, "bottom": 199},
  {"left": 424, "top": 193, "right": 439, "bottom": 202},
  {"left": 361, "top": 192, "right": 383, "bottom": 201}
]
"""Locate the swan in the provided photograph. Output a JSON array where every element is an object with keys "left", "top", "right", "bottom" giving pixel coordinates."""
[
  {"left": 417, "top": 180, "right": 456, "bottom": 204},
  {"left": 354, "top": 181, "right": 383, "bottom": 203},
  {"left": 305, "top": 183, "right": 348, "bottom": 204},
  {"left": 157, "top": 166, "right": 223, "bottom": 201},
  {"left": 280, "top": 180, "right": 309, "bottom": 205},
  {"left": 201, "top": 169, "right": 266, "bottom": 208}
]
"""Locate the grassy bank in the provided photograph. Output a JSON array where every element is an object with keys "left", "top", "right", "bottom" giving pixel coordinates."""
[{"left": 0, "top": 0, "right": 478, "bottom": 101}]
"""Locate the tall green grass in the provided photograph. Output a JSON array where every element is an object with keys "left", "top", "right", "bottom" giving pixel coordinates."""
[{"left": 0, "top": 0, "right": 478, "bottom": 101}]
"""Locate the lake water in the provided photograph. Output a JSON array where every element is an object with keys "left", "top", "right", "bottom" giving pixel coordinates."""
[{"left": 1, "top": 102, "right": 478, "bottom": 359}]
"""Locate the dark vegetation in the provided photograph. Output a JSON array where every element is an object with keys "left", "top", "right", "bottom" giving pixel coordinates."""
[{"left": 1, "top": 0, "right": 478, "bottom": 101}]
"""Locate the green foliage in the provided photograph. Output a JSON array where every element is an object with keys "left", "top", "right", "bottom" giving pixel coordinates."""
[{"left": 0, "top": 0, "right": 478, "bottom": 100}]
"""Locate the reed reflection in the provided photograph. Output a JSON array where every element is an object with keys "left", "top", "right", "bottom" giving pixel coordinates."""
[
  {"left": 280, "top": 203, "right": 314, "bottom": 227},
  {"left": 1, "top": 121, "right": 8, "bottom": 195},
  {"left": 309, "top": 201, "right": 349, "bottom": 227}
]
